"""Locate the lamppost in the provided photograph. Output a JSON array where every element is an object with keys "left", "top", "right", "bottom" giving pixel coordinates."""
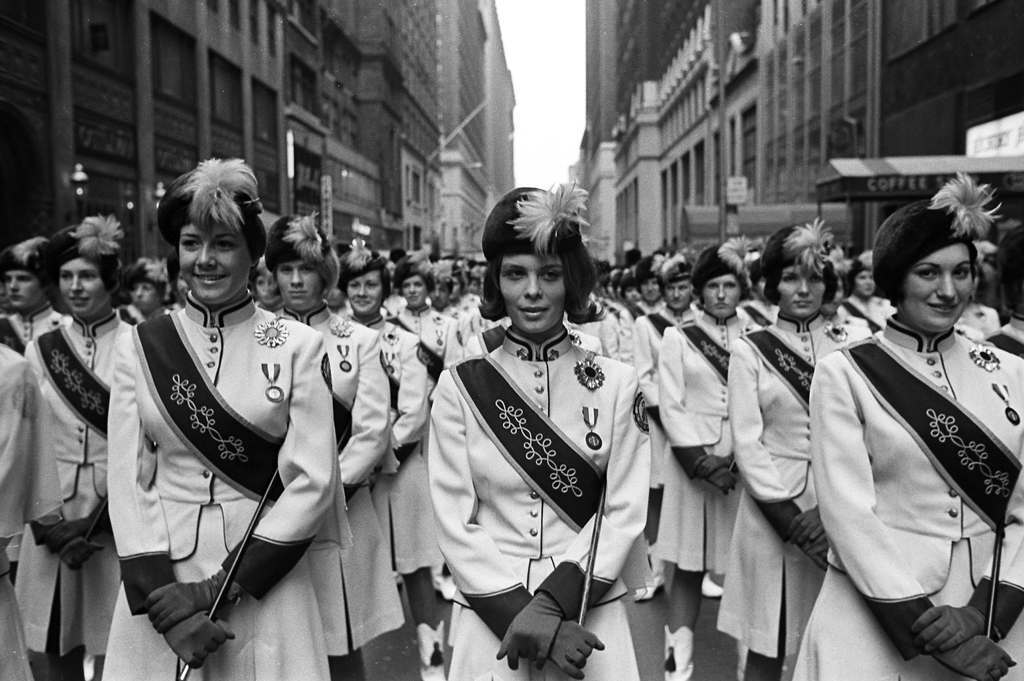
[{"left": 70, "top": 163, "right": 89, "bottom": 220}]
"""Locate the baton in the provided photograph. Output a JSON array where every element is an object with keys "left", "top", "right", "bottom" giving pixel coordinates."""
[
  {"left": 577, "top": 484, "right": 607, "bottom": 625},
  {"left": 178, "top": 472, "right": 279, "bottom": 681},
  {"left": 987, "top": 523, "right": 1005, "bottom": 640}
]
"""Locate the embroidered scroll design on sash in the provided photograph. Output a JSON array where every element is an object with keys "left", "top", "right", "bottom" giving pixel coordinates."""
[
  {"left": 49, "top": 348, "right": 106, "bottom": 414},
  {"left": 927, "top": 408, "right": 1011, "bottom": 497},
  {"left": 774, "top": 347, "right": 812, "bottom": 390},
  {"left": 170, "top": 373, "right": 248, "bottom": 462},
  {"left": 495, "top": 398, "right": 583, "bottom": 498}
]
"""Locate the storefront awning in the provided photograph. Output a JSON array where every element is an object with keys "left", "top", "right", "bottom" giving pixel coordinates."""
[{"left": 816, "top": 155, "right": 1024, "bottom": 202}]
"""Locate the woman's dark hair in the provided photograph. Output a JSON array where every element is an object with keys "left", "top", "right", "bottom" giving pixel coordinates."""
[{"left": 480, "top": 250, "right": 597, "bottom": 324}]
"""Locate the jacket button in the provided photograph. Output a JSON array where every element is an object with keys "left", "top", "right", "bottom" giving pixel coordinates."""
[
  {"left": 202, "top": 470, "right": 211, "bottom": 479},
  {"left": 529, "top": 491, "right": 539, "bottom": 499},
  {"left": 947, "top": 508, "right": 958, "bottom": 518},
  {"left": 932, "top": 371, "right": 942, "bottom": 378},
  {"left": 529, "top": 510, "right": 538, "bottom": 518},
  {"left": 534, "top": 385, "right": 544, "bottom": 394},
  {"left": 206, "top": 361, "right": 216, "bottom": 368},
  {"left": 209, "top": 334, "right": 218, "bottom": 342},
  {"left": 948, "top": 489, "right": 958, "bottom": 498},
  {"left": 927, "top": 358, "right": 937, "bottom": 366},
  {"left": 534, "top": 369, "right": 544, "bottom": 378},
  {"left": 211, "top": 347, "right": 219, "bottom": 353},
  {"left": 529, "top": 529, "right": 538, "bottom": 537}
]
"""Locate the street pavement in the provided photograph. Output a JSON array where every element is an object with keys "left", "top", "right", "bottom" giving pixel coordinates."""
[{"left": 354, "top": 584, "right": 747, "bottom": 681}]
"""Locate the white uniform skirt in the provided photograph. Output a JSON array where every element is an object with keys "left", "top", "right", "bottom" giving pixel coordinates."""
[
  {"left": 372, "top": 451, "right": 442, "bottom": 574},
  {"left": 103, "top": 504, "right": 329, "bottom": 681},
  {"left": 447, "top": 598, "right": 640, "bottom": 681},
  {"left": 15, "top": 464, "right": 119, "bottom": 656},
  {"left": 717, "top": 490, "right": 824, "bottom": 657},
  {"left": 1, "top": 555, "right": 32, "bottom": 681},
  {"left": 655, "top": 447, "right": 739, "bottom": 573},
  {"left": 309, "top": 486, "right": 404, "bottom": 656},
  {"left": 793, "top": 538, "right": 1024, "bottom": 681}
]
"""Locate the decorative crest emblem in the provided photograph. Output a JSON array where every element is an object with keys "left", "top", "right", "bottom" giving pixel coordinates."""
[
  {"left": 970, "top": 344, "right": 1000, "bottom": 372},
  {"left": 824, "top": 322, "right": 848, "bottom": 343},
  {"left": 330, "top": 317, "right": 354, "bottom": 338},
  {"left": 574, "top": 352, "right": 605, "bottom": 391},
  {"left": 254, "top": 317, "right": 289, "bottom": 348}
]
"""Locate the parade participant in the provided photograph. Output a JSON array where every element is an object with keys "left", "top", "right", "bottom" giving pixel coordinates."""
[
  {"left": 14, "top": 216, "right": 128, "bottom": 681},
  {"left": 267, "top": 215, "right": 403, "bottom": 679},
  {"left": 340, "top": 240, "right": 443, "bottom": 681},
  {"left": 836, "top": 251, "right": 893, "bottom": 332},
  {"left": 656, "top": 239, "right": 754, "bottom": 680},
  {"left": 740, "top": 258, "right": 777, "bottom": 327},
  {"left": 251, "top": 255, "right": 283, "bottom": 313},
  {"left": 988, "top": 225, "right": 1024, "bottom": 357},
  {"left": 165, "top": 250, "right": 188, "bottom": 310},
  {"left": 103, "top": 159, "right": 338, "bottom": 680},
  {"left": 718, "top": 219, "right": 864, "bottom": 681},
  {"left": 427, "top": 184, "right": 650, "bottom": 681},
  {"left": 0, "top": 237, "right": 65, "bottom": 353},
  {"left": 632, "top": 252, "right": 694, "bottom": 600},
  {"left": 1, "top": 344, "right": 62, "bottom": 681},
  {"left": 393, "top": 249, "right": 463, "bottom": 385},
  {"left": 635, "top": 255, "right": 666, "bottom": 316},
  {"left": 794, "top": 174, "right": 1023, "bottom": 681},
  {"left": 599, "top": 289, "right": 636, "bottom": 365},
  {"left": 617, "top": 269, "right": 645, "bottom": 320},
  {"left": 958, "top": 246, "right": 1001, "bottom": 340},
  {"left": 119, "top": 257, "right": 168, "bottom": 325}
]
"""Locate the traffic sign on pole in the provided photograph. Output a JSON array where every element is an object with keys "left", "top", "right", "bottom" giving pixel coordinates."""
[{"left": 726, "top": 176, "right": 748, "bottom": 205}]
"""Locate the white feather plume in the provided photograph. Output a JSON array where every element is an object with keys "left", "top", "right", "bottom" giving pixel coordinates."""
[
  {"left": 660, "top": 252, "right": 689, "bottom": 280},
  {"left": 283, "top": 213, "right": 324, "bottom": 262},
  {"left": 183, "top": 158, "right": 259, "bottom": 231},
  {"left": 929, "top": 171, "right": 1000, "bottom": 239},
  {"left": 784, "top": 217, "right": 834, "bottom": 273},
  {"left": 143, "top": 258, "right": 168, "bottom": 284},
  {"left": 72, "top": 215, "right": 123, "bottom": 258},
  {"left": 718, "top": 236, "right": 752, "bottom": 275},
  {"left": 344, "top": 238, "right": 373, "bottom": 270},
  {"left": 433, "top": 259, "right": 454, "bottom": 280},
  {"left": 10, "top": 236, "right": 48, "bottom": 265},
  {"left": 509, "top": 184, "right": 589, "bottom": 254},
  {"left": 255, "top": 256, "right": 271, "bottom": 276},
  {"left": 856, "top": 250, "right": 873, "bottom": 269}
]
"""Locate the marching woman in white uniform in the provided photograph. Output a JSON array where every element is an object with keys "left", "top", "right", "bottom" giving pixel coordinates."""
[
  {"left": 655, "top": 239, "right": 754, "bottom": 680},
  {"left": 1, "top": 344, "right": 62, "bottom": 681},
  {"left": 339, "top": 242, "right": 443, "bottom": 681},
  {"left": 0, "top": 237, "right": 66, "bottom": 355},
  {"left": 794, "top": 174, "right": 1024, "bottom": 681},
  {"left": 266, "top": 215, "right": 404, "bottom": 679},
  {"left": 988, "top": 224, "right": 1024, "bottom": 358},
  {"left": 103, "top": 159, "right": 338, "bottom": 680},
  {"left": 17, "top": 217, "right": 130, "bottom": 681},
  {"left": 717, "top": 220, "right": 866, "bottom": 681},
  {"left": 428, "top": 185, "right": 650, "bottom": 681}
]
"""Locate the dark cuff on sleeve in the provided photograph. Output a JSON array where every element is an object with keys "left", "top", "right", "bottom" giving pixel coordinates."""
[
  {"left": 223, "top": 535, "right": 314, "bottom": 599},
  {"left": 753, "top": 499, "right": 802, "bottom": 541},
  {"left": 464, "top": 586, "right": 532, "bottom": 639},
  {"left": 119, "top": 554, "right": 176, "bottom": 615},
  {"left": 645, "top": 406, "right": 662, "bottom": 428},
  {"left": 967, "top": 577, "right": 1024, "bottom": 641},
  {"left": 87, "top": 502, "right": 111, "bottom": 537},
  {"left": 29, "top": 520, "right": 58, "bottom": 545},
  {"left": 394, "top": 442, "right": 417, "bottom": 464},
  {"left": 672, "top": 446, "right": 709, "bottom": 479},
  {"left": 536, "top": 561, "right": 615, "bottom": 620},
  {"left": 864, "top": 596, "right": 934, "bottom": 660}
]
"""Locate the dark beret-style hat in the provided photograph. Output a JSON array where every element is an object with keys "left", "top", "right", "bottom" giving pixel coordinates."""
[{"left": 481, "top": 185, "right": 587, "bottom": 262}]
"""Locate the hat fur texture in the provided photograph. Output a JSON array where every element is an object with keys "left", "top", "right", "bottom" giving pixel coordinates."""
[
  {"left": 265, "top": 213, "right": 340, "bottom": 290},
  {"left": 481, "top": 185, "right": 587, "bottom": 261},
  {"left": 338, "top": 238, "right": 389, "bottom": 288},
  {"left": 0, "top": 236, "right": 49, "bottom": 280},
  {"left": 46, "top": 217, "right": 124, "bottom": 290},
  {"left": 393, "top": 248, "right": 434, "bottom": 290}
]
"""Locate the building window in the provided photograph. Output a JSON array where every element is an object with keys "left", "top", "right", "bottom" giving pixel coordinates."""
[
  {"left": 207, "top": 0, "right": 218, "bottom": 13},
  {"left": 228, "top": 0, "right": 240, "bottom": 28},
  {"left": 210, "top": 52, "right": 243, "bottom": 127},
  {"left": 411, "top": 170, "right": 422, "bottom": 204},
  {"left": 0, "top": 1, "right": 43, "bottom": 30},
  {"left": 289, "top": 56, "right": 318, "bottom": 115},
  {"left": 741, "top": 105, "right": 757, "bottom": 194},
  {"left": 289, "top": 0, "right": 315, "bottom": 32},
  {"left": 884, "top": 0, "right": 956, "bottom": 59},
  {"left": 72, "top": 0, "right": 133, "bottom": 75},
  {"left": 253, "top": 80, "right": 278, "bottom": 144},
  {"left": 694, "top": 141, "right": 706, "bottom": 205},
  {"left": 250, "top": 0, "right": 260, "bottom": 44},
  {"left": 152, "top": 16, "right": 197, "bottom": 104},
  {"left": 681, "top": 151, "right": 691, "bottom": 203},
  {"left": 267, "top": 6, "right": 277, "bottom": 54}
]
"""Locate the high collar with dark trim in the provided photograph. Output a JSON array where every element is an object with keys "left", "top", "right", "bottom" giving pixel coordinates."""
[
  {"left": 695, "top": 308, "right": 738, "bottom": 327},
  {"left": 16, "top": 303, "right": 56, "bottom": 324},
  {"left": 404, "top": 303, "right": 431, "bottom": 317},
  {"left": 184, "top": 294, "right": 256, "bottom": 328},
  {"left": 884, "top": 317, "right": 956, "bottom": 353},
  {"left": 70, "top": 311, "right": 119, "bottom": 339},
  {"left": 501, "top": 325, "right": 574, "bottom": 362},
  {"left": 775, "top": 311, "right": 823, "bottom": 334},
  {"left": 353, "top": 313, "right": 386, "bottom": 330},
  {"left": 281, "top": 304, "right": 330, "bottom": 326}
]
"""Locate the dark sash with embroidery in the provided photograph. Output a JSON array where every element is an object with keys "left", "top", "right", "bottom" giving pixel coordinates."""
[
  {"left": 480, "top": 325, "right": 506, "bottom": 353},
  {"left": 841, "top": 300, "right": 882, "bottom": 333},
  {"left": 136, "top": 315, "right": 285, "bottom": 501},
  {"left": 37, "top": 328, "right": 109, "bottom": 435},
  {"left": 742, "top": 304, "right": 771, "bottom": 327},
  {"left": 333, "top": 396, "right": 353, "bottom": 450},
  {"left": 744, "top": 329, "right": 814, "bottom": 410},
  {"left": 392, "top": 317, "right": 444, "bottom": 381},
  {"left": 846, "top": 339, "right": 1020, "bottom": 530},
  {"left": 681, "top": 324, "right": 730, "bottom": 383},
  {"left": 988, "top": 332, "right": 1024, "bottom": 357},
  {"left": 646, "top": 313, "right": 673, "bottom": 338},
  {"left": 452, "top": 357, "right": 602, "bottom": 532},
  {"left": 0, "top": 317, "right": 25, "bottom": 353}
]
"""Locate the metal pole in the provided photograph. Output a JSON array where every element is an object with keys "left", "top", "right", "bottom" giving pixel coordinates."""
[
  {"left": 715, "top": 0, "right": 728, "bottom": 242},
  {"left": 577, "top": 484, "right": 607, "bottom": 625},
  {"left": 987, "top": 524, "right": 1005, "bottom": 640}
]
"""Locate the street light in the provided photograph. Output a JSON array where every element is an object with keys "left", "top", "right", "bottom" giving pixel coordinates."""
[
  {"left": 70, "top": 163, "right": 89, "bottom": 220},
  {"left": 154, "top": 181, "right": 167, "bottom": 205}
]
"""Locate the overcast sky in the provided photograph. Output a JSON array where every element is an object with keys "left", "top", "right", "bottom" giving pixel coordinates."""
[{"left": 494, "top": 0, "right": 586, "bottom": 189}]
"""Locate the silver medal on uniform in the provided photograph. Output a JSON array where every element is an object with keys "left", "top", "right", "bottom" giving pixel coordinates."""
[
  {"left": 262, "top": 363, "right": 284, "bottom": 402},
  {"left": 992, "top": 383, "right": 1019, "bottom": 425},
  {"left": 582, "top": 407, "right": 602, "bottom": 450},
  {"left": 338, "top": 344, "right": 352, "bottom": 372}
]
